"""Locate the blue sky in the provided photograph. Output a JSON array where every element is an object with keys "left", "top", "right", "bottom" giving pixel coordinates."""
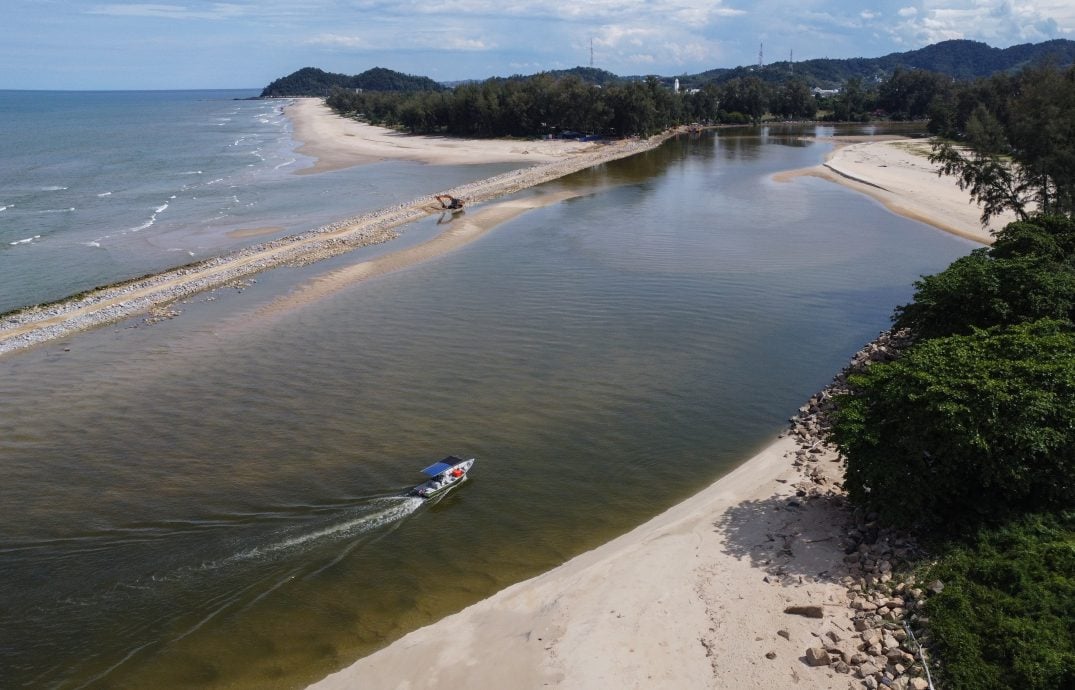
[{"left": 5, "top": 1, "right": 1074, "bottom": 90}]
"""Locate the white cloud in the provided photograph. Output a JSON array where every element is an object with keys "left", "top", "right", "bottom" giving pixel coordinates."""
[
  {"left": 87, "top": 3, "right": 245, "bottom": 20},
  {"left": 305, "top": 33, "right": 366, "bottom": 48},
  {"left": 888, "top": 1, "right": 1073, "bottom": 46}
]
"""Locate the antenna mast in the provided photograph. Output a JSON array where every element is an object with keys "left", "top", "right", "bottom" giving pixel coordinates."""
[
  {"left": 758, "top": 42, "right": 764, "bottom": 68},
  {"left": 590, "top": 38, "right": 594, "bottom": 68}
]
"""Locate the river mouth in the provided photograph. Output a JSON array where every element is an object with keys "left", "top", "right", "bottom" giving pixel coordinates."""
[{"left": 0, "top": 126, "right": 974, "bottom": 689}]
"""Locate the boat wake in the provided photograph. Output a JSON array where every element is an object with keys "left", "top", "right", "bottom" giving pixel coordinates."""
[{"left": 216, "top": 496, "right": 424, "bottom": 567}]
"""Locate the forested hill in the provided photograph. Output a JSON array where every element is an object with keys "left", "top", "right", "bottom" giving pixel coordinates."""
[
  {"left": 262, "top": 38, "right": 1075, "bottom": 97},
  {"left": 683, "top": 39, "right": 1075, "bottom": 88},
  {"left": 260, "top": 67, "right": 443, "bottom": 97}
]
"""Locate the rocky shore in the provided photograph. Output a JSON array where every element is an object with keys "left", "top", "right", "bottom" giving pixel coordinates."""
[
  {"left": 0, "top": 132, "right": 673, "bottom": 357},
  {"left": 784, "top": 329, "right": 938, "bottom": 690}
]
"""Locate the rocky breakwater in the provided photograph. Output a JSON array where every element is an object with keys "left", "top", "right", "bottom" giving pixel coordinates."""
[
  {"left": 782, "top": 330, "right": 939, "bottom": 690},
  {"left": 0, "top": 131, "right": 677, "bottom": 357}
]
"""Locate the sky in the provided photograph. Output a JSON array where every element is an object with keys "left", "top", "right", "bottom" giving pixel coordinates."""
[{"left": 4, "top": 1, "right": 1074, "bottom": 90}]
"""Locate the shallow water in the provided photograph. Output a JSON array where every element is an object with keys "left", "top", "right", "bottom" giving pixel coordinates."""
[{"left": 0, "top": 126, "right": 973, "bottom": 688}]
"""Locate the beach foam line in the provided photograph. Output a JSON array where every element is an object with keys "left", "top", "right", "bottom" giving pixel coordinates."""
[{"left": 9, "top": 235, "right": 41, "bottom": 246}]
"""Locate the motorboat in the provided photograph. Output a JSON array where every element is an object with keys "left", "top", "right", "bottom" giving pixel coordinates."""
[{"left": 409, "top": 456, "right": 475, "bottom": 499}]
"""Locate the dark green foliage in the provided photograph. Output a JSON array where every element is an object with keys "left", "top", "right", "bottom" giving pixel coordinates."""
[
  {"left": 930, "top": 65, "right": 1075, "bottom": 222},
  {"left": 832, "top": 319, "right": 1075, "bottom": 531},
  {"left": 260, "top": 67, "right": 443, "bottom": 97},
  {"left": 877, "top": 68, "right": 952, "bottom": 120},
  {"left": 684, "top": 38, "right": 1075, "bottom": 90},
  {"left": 923, "top": 512, "right": 1075, "bottom": 689},
  {"left": 893, "top": 215, "right": 1075, "bottom": 338}
]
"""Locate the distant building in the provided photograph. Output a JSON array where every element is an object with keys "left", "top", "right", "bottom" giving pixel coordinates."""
[
  {"left": 674, "top": 78, "right": 680, "bottom": 93},
  {"left": 811, "top": 87, "right": 840, "bottom": 97}
]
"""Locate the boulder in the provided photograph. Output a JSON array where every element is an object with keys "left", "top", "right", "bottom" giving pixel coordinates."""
[
  {"left": 784, "top": 605, "right": 825, "bottom": 618},
  {"left": 804, "top": 647, "right": 830, "bottom": 666}
]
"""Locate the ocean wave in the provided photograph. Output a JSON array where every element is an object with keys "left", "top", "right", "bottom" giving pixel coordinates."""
[
  {"left": 179, "top": 171, "right": 203, "bottom": 175},
  {"left": 154, "top": 203, "right": 169, "bottom": 214},
  {"left": 40, "top": 185, "right": 68, "bottom": 191},
  {"left": 0, "top": 205, "right": 8, "bottom": 211},
  {"left": 96, "top": 192, "right": 112, "bottom": 197},
  {"left": 273, "top": 159, "right": 296, "bottom": 170},
  {"left": 9, "top": 235, "right": 41, "bottom": 246},
  {"left": 83, "top": 240, "right": 102, "bottom": 248}
]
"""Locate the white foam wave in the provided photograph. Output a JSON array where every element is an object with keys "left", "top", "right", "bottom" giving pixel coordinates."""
[
  {"left": 83, "top": 240, "right": 102, "bottom": 248},
  {"left": 41, "top": 185, "right": 67, "bottom": 191},
  {"left": 227, "top": 497, "right": 423, "bottom": 563},
  {"left": 207, "top": 178, "right": 224, "bottom": 185},
  {"left": 9, "top": 235, "right": 41, "bottom": 246},
  {"left": 179, "top": 171, "right": 203, "bottom": 175},
  {"left": 0, "top": 205, "right": 7, "bottom": 211},
  {"left": 97, "top": 192, "right": 112, "bottom": 197},
  {"left": 155, "top": 203, "right": 169, "bottom": 214}
]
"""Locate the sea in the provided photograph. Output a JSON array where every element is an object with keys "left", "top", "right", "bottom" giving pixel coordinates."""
[
  {"left": 0, "top": 95, "right": 977, "bottom": 689},
  {"left": 0, "top": 89, "right": 517, "bottom": 314}
]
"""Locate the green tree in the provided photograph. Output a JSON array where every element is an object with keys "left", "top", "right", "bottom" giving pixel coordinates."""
[
  {"left": 930, "top": 65, "right": 1075, "bottom": 223},
  {"left": 831, "top": 319, "right": 1075, "bottom": 532},
  {"left": 893, "top": 215, "right": 1075, "bottom": 338}
]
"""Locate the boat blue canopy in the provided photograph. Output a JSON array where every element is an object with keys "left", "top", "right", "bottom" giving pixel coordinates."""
[{"left": 420, "top": 456, "right": 466, "bottom": 476}]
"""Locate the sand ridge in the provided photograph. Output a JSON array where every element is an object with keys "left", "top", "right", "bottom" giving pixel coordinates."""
[
  {"left": 0, "top": 107, "right": 672, "bottom": 357},
  {"left": 775, "top": 137, "right": 1015, "bottom": 245}
]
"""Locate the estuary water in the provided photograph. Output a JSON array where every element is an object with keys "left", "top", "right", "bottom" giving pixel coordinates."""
[{"left": 0, "top": 126, "right": 974, "bottom": 688}]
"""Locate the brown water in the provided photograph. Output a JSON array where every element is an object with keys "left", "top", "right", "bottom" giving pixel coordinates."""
[{"left": 0, "top": 126, "right": 974, "bottom": 688}]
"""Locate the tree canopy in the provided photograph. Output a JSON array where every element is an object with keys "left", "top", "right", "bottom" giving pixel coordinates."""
[
  {"left": 929, "top": 65, "right": 1075, "bottom": 223},
  {"left": 832, "top": 319, "right": 1075, "bottom": 532},
  {"left": 893, "top": 215, "right": 1075, "bottom": 339}
]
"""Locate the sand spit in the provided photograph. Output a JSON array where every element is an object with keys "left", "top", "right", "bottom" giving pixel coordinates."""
[
  {"left": 775, "top": 137, "right": 1015, "bottom": 245},
  {"left": 0, "top": 133, "right": 672, "bottom": 357}
]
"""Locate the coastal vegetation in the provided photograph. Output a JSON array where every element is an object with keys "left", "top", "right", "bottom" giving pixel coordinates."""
[
  {"left": 260, "top": 66, "right": 442, "bottom": 97},
  {"left": 830, "top": 62, "right": 1075, "bottom": 688},
  {"left": 264, "top": 38, "right": 1075, "bottom": 136}
]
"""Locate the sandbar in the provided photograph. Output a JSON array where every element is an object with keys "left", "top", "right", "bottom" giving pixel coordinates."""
[
  {"left": 0, "top": 107, "right": 671, "bottom": 356},
  {"left": 776, "top": 137, "right": 1016, "bottom": 245}
]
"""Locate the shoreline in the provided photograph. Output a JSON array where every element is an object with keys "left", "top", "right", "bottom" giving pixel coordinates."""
[
  {"left": 306, "top": 133, "right": 994, "bottom": 688},
  {"left": 0, "top": 105, "right": 675, "bottom": 357},
  {"left": 310, "top": 432, "right": 856, "bottom": 689},
  {"left": 775, "top": 136, "right": 1016, "bottom": 246}
]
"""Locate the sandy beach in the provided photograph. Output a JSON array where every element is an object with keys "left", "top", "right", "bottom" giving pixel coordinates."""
[
  {"left": 288, "top": 98, "right": 600, "bottom": 173},
  {"left": 776, "top": 136, "right": 1016, "bottom": 245},
  {"left": 312, "top": 434, "right": 857, "bottom": 690}
]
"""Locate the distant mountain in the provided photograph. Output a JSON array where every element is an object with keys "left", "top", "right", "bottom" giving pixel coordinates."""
[
  {"left": 681, "top": 39, "right": 1075, "bottom": 89},
  {"left": 262, "top": 39, "right": 1075, "bottom": 98},
  {"left": 260, "top": 67, "right": 443, "bottom": 97}
]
